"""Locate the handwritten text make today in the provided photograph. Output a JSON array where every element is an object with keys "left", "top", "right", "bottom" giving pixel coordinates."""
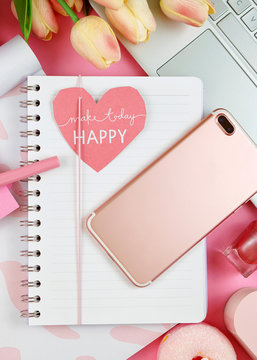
[
  {"left": 59, "top": 108, "right": 145, "bottom": 128},
  {"left": 58, "top": 107, "right": 145, "bottom": 145}
]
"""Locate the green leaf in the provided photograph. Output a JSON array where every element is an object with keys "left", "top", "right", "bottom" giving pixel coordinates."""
[
  {"left": 82, "top": 0, "right": 92, "bottom": 16},
  {"left": 13, "top": 0, "right": 32, "bottom": 43},
  {"left": 56, "top": 0, "right": 79, "bottom": 23}
]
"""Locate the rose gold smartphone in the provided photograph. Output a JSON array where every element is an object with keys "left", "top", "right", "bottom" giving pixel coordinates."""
[{"left": 87, "top": 109, "right": 257, "bottom": 287}]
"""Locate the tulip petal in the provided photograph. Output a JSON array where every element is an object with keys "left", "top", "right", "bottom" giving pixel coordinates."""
[
  {"left": 106, "top": 5, "right": 140, "bottom": 44},
  {"left": 31, "top": 1, "right": 51, "bottom": 39},
  {"left": 203, "top": 0, "right": 215, "bottom": 14},
  {"left": 34, "top": 0, "right": 58, "bottom": 34},
  {"left": 12, "top": 0, "right": 58, "bottom": 40},
  {"left": 93, "top": 0, "right": 124, "bottom": 10},
  {"left": 50, "top": 0, "right": 83, "bottom": 15},
  {"left": 106, "top": 0, "right": 156, "bottom": 44},
  {"left": 126, "top": 0, "right": 156, "bottom": 33},
  {"left": 70, "top": 16, "right": 120, "bottom": 69},
  {"left": 10, "top": 1, "right": 18, "bottom": 19},
  {"left": 49, "top": 0, "right": 68, "bottom": 16},
  {"left": 82, "top": 16, "right": 120, "bottom": 62},
  {"left": 12, "top": 0, "right": 47, "bottom": 39},
  {"left": 44, "top": 31, "right": 53, "bottom": 41},
  {"left": 160, "top": 0, "right": 210, "bottom": 26},
  {"left": 74, "top": 0, "right": 83, "bottom": 12}
]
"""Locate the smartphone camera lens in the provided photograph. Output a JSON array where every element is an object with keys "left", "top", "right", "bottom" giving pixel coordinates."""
[{"left": 217, "top": 115, "right": 234, "bottom": 135}]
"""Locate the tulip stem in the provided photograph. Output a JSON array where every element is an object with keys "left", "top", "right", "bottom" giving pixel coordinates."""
[{"left": 56, "top": 0, "right": 79, "bottom": 23}]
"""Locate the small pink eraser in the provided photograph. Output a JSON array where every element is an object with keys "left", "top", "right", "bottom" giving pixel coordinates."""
[
  {"left": 158, "top": 323, "right": 236, "bottom": 360},
  {"left": 224, "top": 287, "right": 257, "bottom": 360},
  {"left": 0, "top": 186, "right": 19, "bottom": 219}
]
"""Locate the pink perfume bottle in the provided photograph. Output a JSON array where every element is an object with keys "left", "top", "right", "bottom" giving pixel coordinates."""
[{"left": 224, "top": 221, "right": 257, "bottom": 277}]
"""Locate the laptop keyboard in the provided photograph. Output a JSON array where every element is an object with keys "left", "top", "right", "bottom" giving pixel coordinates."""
[{"left": 210, "top": 0, "right": 257, "bottom": 73}]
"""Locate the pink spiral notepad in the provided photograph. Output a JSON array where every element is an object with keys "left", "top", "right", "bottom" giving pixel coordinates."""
[
  {"left": 23, "top": 76, "right": 206, "bottom": 326},
  {"left": 0, "top": 185, "right": 18, "bottom": 219}
]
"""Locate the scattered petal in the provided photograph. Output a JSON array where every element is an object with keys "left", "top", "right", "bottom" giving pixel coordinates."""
[
  {"left": 0, "top": 347, "right": 21, "bottom": 360},
  {"left": 43, "top": 325, "right": 80, "bottom": 339},
  {"left": 0, "top": 261, "right": 24, "bottom": 312},
  {"left": 0, "top": 120, "right": 8, "bottom": 139},
  {"left": 110, "top": 325, "right": 162, "bottom": 346}
]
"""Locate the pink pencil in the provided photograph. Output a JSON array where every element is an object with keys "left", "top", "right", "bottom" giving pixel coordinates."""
[{"left": 0, "top": 156, "right": 60, "bottom": 187}]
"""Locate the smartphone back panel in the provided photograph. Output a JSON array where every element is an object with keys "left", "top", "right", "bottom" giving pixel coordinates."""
[{"left": 87, "top": 109, "right": 257, "bottom": 286}]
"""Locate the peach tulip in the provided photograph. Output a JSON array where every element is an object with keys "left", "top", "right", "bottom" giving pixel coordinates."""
[
  {"left": 105, "top": 0, "right": 156, "bottom": 44},
  {"left": 70, "top": 16, "right": 121, "bottom": 69},
  {"left": 11, "top": 0, "right": 58, "bottom": 41},
  {"left": 93, "top": 0, "right": 124, "bottom": 10},
  {"left": 50, "top": 0, "right": 83, "bottom": 16},
  {"left": 160, "top": 0, "right": 215, "bottom": 27}
]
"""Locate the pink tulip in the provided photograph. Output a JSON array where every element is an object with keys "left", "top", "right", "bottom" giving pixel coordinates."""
[
  {"left": 11, "top": 0, "right": 58, "bottom": 41},
  {"left": 70, "top": 15, "right": 121, "bottom": 69},
  {"left": 160, "top": 0, "right": 215, "bottom": 27},
  {"left": 50, "top": 0, "right": 83, "bottom": 16},
  {"left": 93, "top": 0, "right": 124, "bottom": 10},
  {"left": 105, "top": 0, "right": 156, "bottom": 45}
]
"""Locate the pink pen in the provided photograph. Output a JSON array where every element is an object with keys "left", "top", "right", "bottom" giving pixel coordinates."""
[{"left": 0, "top": 156, "right": 60, "bottom": 186}]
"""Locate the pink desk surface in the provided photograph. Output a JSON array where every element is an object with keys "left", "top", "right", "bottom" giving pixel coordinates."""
[{"left": 1, "top": 2, "right": 257, "bottom": 359}]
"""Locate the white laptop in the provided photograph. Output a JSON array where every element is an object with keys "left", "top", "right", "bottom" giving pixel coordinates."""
[
  {"left": 91, "top": 0, "right": 256, "bottom": 136},
  {"left": 91, "top": 0, "right": 257, "bottom": 205}
]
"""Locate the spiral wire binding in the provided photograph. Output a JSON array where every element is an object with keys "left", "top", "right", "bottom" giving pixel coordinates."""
[
  {"left": 21, "top": 280, "right": 41, "bottom": 287},
  {"left": 20, "top": 310, "right": 41, "bottom": 318},
  {"left": 20, "top": 130, "right": 40, "bottom": 137},
  {"left": 20, "top": 100, "right": 40, "bottom": 108},
  {"left": 20, "top": 115, "right": 40, "bottom": 123},
  {"left": 20, "top": 205, "right": 41, "bottom": 212},
  {"left": 20, "top": 235, "right": 41, "bottom": 242},
  {"left": 20, "top": 84, "right": 42, "bottom": 319},
  {"left": 21, "top": 265, "right": 41, "bottom": 272},
  {"left": 20, "top": 84, "right": 40, "bottom": 93},
  {"left": 20, "top": 189, "right": 40, "bottom": 197},
  {"left": 21, "top": 295, "right": 41, "bottom": 302},
  {"left": 21, "top": 175, "right": 41, "bottom": 183},
  {"left": 20, "top": 145, "right": 41, "bottom": 152},
  {"left": 20, "top": 160, "right": 39, "bottom": 166}
]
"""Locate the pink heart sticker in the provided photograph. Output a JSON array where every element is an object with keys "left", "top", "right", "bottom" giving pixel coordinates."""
[{"left": 53, "top": 87, "right": 146, "bottom": 172}]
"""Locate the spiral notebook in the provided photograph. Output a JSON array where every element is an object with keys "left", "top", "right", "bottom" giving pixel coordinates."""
[{"left": 22, "top": 76, "right": 207, "bottom": 326}]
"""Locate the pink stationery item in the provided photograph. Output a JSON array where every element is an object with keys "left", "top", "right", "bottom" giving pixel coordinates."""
[
  {"left": 224, "top": 288, "right": 257, "bottom": 360},
  {"left": 157, "top": 323, "right": 237, "bottom": 360},
  {"left": 0, "top": 185, "right": 19, "bottom": 219},
  {"left": 0, "top": 157, "right": 59, "bottom": 220},
  {"left": 22, "top": 76, "right": 206, "bottom": 331},
  {"left": 53, "top": 86, "right": 146, "bottom": 172},
  {"left": 224, "top": 221, "right": 257, "bottom": 277},
  {"left": 0, "top": 156, "right": 60, "bottom": 187}
]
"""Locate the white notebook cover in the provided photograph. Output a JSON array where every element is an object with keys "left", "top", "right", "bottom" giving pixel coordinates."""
[{"left": 25, "top": 76, "right": 207, "bottom": 326}]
